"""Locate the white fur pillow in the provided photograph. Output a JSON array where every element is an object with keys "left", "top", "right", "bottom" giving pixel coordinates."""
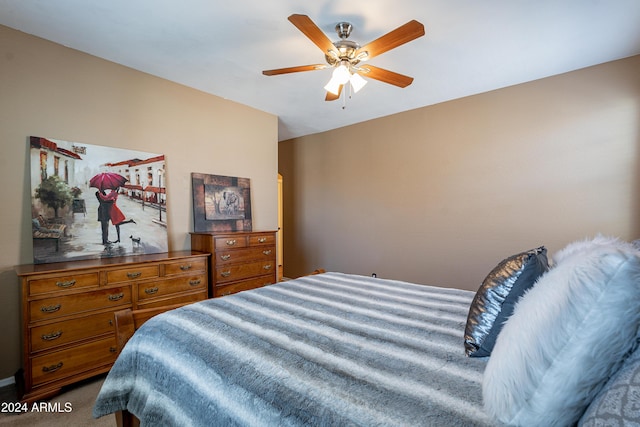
[{"left": 483, "top": 236, "right": 640, "bottom": 427}]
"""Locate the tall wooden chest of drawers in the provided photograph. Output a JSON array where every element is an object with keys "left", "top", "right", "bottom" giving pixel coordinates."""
[
  {"left": 191, "top": 231, "right": 277, "bottom": 297},
  {"left": 15, "top": 250, "right": 209, "bottom": 403}
]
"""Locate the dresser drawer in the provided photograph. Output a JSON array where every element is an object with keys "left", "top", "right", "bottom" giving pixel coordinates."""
[
  {"left": 215, "top": 246, "right": 276, "bottom": 266},
  {"left": 30, "top": 311, "right": 115, "bottom": 353},
  {"left": 249, "top": 234, "right": 276, "bottom": 246},
  {"left": 31, "top": 336, "right": 117, "bottom": 387},
  {"left": 164, "top": 258, "right": 206, "bottom": 276},
  {"left": 138, "top": 274, "right": 207, "bottom": 301},
  {"left": 28, "top": 272, "right": 99, "bottom": 296},
  {"left": 216, "top": 260, "right": 275, "bottom": 283},
  {"left": 29, "top": 287, "right": 131, "bottom": 322},
  {"left": 214, "top": 236, "right": 248, "bottom": 250},
  {"left": 215, "top": 276, "right": 276, "bottom": 297},
  {"left": 106, "top": 265, "right": 159, "bottom": 284},
  {"left": 137, "top": 291, "right": 206, "bottom": 309}
]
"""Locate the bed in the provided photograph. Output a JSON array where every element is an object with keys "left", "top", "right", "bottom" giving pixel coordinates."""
[
  {"left": 93, "top": 272, "right": 495, "bottom": 426},
  {"left": 93, "top": 237, "right": 640, "bottom": 427}
]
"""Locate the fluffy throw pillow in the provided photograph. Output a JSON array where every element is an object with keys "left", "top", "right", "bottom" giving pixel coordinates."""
[
  {"left": 483, "top": 236, "right": 640, "bottom": 427},
  {"left": 464, "top": 246, "right": 548, "bottom": 357}
]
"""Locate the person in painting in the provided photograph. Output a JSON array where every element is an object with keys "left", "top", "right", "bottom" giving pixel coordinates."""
[
  {"left": 96, "top": 188, "right": 136, "bottom": 244},
  {"left": 96, "top": 190, "right": 114, "bottom": 245}
]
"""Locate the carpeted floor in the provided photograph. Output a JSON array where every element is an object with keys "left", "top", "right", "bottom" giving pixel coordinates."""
[{"left": 0, "top": 375, "right": 113, "bottom": 426}]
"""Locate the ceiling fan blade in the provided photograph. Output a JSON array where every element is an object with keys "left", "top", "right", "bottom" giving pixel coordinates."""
[
  {"left": 356, "top": 20, "right": 425, "bottom": 60},
  {"left": 357, "top": 65, "right": 414, "bottom": 88},
  {"left": 288, "top": 14, "right": 337, "bottom": 55},
  {"left": 262, "top": 64, "right": 326, "bottom": 76},
  {"left": 325, "top": 85, "right": 343, "bottom": 101}
]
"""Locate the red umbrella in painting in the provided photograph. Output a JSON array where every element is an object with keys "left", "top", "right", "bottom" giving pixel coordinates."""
[{"left": 89, "top": 172, "right": 128, "bottom": 191}]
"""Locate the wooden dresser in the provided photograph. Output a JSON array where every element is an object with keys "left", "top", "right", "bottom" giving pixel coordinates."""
[
  {"left": 191, "top": 231, "right": 277, "bottom": 297},
  {"left": 15, "top": 250, "right": 209, "bottom": 403}
]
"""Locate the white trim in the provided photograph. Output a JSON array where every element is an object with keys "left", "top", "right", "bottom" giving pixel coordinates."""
[{"left": 0, "top": 377, "right": 15, "bottom": 388}]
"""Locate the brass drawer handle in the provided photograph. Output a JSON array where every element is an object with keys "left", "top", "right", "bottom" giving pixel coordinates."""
[
  {"left": 127, "top": 272, "right": 142, "bottom": 279},
  {"left": 262, "top": 250, "right": 272, "bottom": 256},
  {"left": 41, "top": 330, "right": 63, "bottom": 341},
  {"left": 189, "top": 279, "right": 201, "bottom": 286},
  {"left": 144, "top": 287, "right": 159, "bottom": 295},
  {"left": 220, "top": 271, "right": 232, "bottom": 278},
  {"left": 41, "top": 304, "right": 61, "bottom": 313},
  {"left": 220, "top": 254, "right": 231, "bottom": 261},
  {"left": 56, "top": 279, "right": 76, "bottom": 288},
  {"left": 225, "top": 239, "right": 237, "bottom": 246},
  {"left": 180, "top": 264, "right": 192, "bottom": 271},
  {"left": 108, "top": 292, "right": 125, "bottom": 301},
  {"left": 258, "top": 237, "right": 267, "bottom": 243},
  {"left": 263, "top": 264, "right": 272, "bottom": 270},
  {"left": 42, "top": 362, "right": 63, "bottom": 373}
]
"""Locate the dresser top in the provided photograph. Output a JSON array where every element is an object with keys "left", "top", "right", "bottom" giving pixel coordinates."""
[
  {"left": 190, "top": 230, "right": 277, "bottom": 236},
  {"left": 15, "top": 250, "right": 209, "bottom": 276}
]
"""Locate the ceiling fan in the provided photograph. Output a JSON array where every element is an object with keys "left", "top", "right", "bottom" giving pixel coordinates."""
[{"left": 262, "top": 14, "right": 425, "bottom": 101}]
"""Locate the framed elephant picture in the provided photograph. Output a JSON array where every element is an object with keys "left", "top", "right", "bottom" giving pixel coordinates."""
[{"left": 191, "top": 172, "right": 252, "bottom": 232}]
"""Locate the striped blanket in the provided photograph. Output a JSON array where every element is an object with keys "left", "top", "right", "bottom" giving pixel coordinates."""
[{"left": 93, "top": 272, "right": 497, "bottom": 426}]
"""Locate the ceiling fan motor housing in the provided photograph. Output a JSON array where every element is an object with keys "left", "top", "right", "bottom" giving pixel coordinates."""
[{"left": 324, "top": 22, "right": 365, "bottom": 67}]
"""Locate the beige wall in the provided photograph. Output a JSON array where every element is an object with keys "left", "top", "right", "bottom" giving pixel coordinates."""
[
  {"left": 280, "top": 55, "right": 640, "bottom": 289},
  {"left": 0, "top": 25, "right": 278, "bottom": 379}
]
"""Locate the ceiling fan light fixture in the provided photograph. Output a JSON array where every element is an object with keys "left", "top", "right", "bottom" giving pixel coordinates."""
[
  {"left": 324, "top": 61, "right": 353, "bottom": 95},
  {"left": 333, "top": 62, "right": 351, "bottom": 84},
  {"left": 324, "top": 77, "right": 342, "bottom": 95},
  {"left": 350, "top": 73, "right": 367, "bottom": 93}
]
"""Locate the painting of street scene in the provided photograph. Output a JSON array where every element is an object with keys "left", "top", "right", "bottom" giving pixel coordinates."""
[{"left": 29, "top": 136, "right": 168, "bottom": 264}]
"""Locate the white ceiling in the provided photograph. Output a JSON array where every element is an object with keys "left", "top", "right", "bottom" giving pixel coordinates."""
[{"left": 1, "top": 1, "right": 639, "bottom": 141}]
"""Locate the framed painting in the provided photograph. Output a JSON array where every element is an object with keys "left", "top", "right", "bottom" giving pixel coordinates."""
[
  {"left": 191, "top": 173, "right": 252, "bottom": 232},
  {"left": 29, "top": 136, "right": 169, "bottom": 264}
]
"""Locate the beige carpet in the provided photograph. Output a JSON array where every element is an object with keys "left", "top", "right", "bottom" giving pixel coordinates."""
[{"left": 0, "top": 375, "right": 113, "bottom": 426}]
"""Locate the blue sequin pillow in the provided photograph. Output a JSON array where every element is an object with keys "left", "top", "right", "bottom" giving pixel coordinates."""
[{"left": 464, "top": 246, "right": 548, "bottom": 357}]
